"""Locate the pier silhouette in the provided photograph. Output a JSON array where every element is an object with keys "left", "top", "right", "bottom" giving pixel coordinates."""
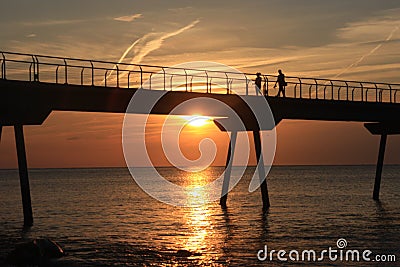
[{"left": 1, "top": 51, "right": 400, "bottom": 227}]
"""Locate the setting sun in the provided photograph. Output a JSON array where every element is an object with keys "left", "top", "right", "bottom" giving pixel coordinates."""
[{"left": 183, "top": 115, "right": 213, "bottom": 127}]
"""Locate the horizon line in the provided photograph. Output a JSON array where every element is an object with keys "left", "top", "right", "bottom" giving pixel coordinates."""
[{"left": 0, "top": 163, "right": 399, "bottom": 171}]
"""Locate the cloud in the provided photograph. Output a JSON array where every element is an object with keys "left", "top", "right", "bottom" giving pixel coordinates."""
[
  {"left": 26, "top": 33, "right": 37, "bottom": 38},
  {"left": 333, "top": 24, "right": 400, "bottom": 79},
  {"left": 329, "top": 9, "right": 400, "bottom": 80},
  {"left": 104, "top": 19, "right": 200, "bottom": 82},
  {"left": 123, "top": 19, "right": 200, "bottom": 64},
  {"left": 114, "top": 13, "right": 142, "bottom": 22},
  {"left": 168, "top": 7, "right": 193, "bottom": 13},
  {"left": 21, "top": 19, "right": 86, "bottom": 27},
  {"left": 337, "top": 9, "right": 400, "bottom": 43}
]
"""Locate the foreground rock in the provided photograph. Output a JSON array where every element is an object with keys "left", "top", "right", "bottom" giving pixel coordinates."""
[{"left": 6, "top": 238, "right": 65, "bottom": 266}]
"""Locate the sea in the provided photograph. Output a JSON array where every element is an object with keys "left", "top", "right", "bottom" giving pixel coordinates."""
[{"left": 0, "top": 166, "right": 399, "bottom": 266}]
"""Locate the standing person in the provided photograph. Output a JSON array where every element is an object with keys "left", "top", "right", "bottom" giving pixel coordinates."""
[
  {"left": 255, "top": 72, "right": 262, "bottom": 94},
  {"left": 274, "top": 69, "right": 286, "bottom": 97}
]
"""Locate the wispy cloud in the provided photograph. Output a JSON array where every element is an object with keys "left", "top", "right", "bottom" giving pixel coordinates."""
[
  {"left": 26, "top": 33, "right": 37, "bottom": 38},
  {"left": 333, "top": 24, "right": 400, "bottom": 79},
  {"left": 122, "top": 19, "right": 200, "bottom": 65},
  {"left": 21, "top": 19, "right": 86, "bottom": 27},
  {"left": 105, "top": 19, "right": 200, "bottom": 82},
  {"left": 168, "top": 7, "right": 193, "bottom": 13},
  {"left": 114, "top": 13, "right": 143, "bottom": 22}
]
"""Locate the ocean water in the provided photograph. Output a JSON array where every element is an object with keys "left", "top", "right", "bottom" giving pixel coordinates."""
[{"left": 0, "top": 166, "right": 399, "bottom": 266}]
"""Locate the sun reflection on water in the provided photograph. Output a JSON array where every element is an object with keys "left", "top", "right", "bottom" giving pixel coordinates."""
[{"left": 180, "top": 171, "right": 216, "bottom": 257}]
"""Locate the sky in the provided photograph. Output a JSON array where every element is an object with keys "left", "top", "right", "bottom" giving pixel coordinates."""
[{"left": 1, "top": 0, "right": 400, "bottom": 168}]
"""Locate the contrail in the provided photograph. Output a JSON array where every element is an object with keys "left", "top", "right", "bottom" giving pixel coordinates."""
[
  {"left": 333, "top": 24, "right": 400, "bottom": 79},
  {"left": 126, "top": 19, "right": 200, "bottom": 65},
  {"left": 115, "top": 38, "right": 143, "bottom": 66},
  {"left": 103, "top": 35, "right": 148, "bottom": 82},
  {"left": 105, "top": 20, "right": 200, "bottom": 83}
]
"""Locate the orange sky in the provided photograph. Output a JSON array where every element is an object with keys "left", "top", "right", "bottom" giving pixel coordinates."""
[
  {"left": 1, "top": 112, "right": 400, "bottom": 168},
  {"left": 1, "top": 1, "right": 400, "bottom": 168}
]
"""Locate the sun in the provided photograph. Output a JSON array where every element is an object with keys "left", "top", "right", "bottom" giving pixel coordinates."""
[{"left": 183, "top": 115, "right": 212, "bottom": 127}]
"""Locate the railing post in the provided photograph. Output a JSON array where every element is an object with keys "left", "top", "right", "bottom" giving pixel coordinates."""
[
  {"left": 360, "top": 82, "right": 364, "bottom": 102},
  {"left": 1, "top": 52, "right": 5, "bottom": 80},
  {"left": 255, "top": 76, "right": 259, "bottom": 96},
  {"left": 139, "top": 66, "right": 143, "bottom": 89},
  {"left": 81, "top": 67, "right": 85, "bottom": 85},
  {"left": 128, "top": 71, "right": 132, "bottom": 89},
  {"left": 315, "top": 79, "right": 318, "bottom": 99},
  {"left": 345, "top": 82, "right": 349, "bottom": 101},
  {"left": 205, "top": 71, "right": 209, "bottom": 93},
  {"left": 185, "top": 69, "right": 188, "bottom": 92},
  {"left": 34, "top": 56, "right": 40, "bottom": 82},
  {"left": 64, "top": 59, "right": 68, "bottom": 84},
  {"left": 31, "top": 56, "right": 37, "bottom": 81},
  {"left": 29, "top": 63, "right": 33, "bottom": 82},
  {"left": 245, "top": 76, "right": 249, "bottom": 96},
  {"left": 55, "top": 65, "right": 59, "bottom": 84},
  {"left": 90, "top": 61, "right": 94, "bottom": 86},
  {"left": 299, "top": 78, "right": 302, "bottom": 99},
  {"left": 389, "top": 84, "right": 392, "bottom": 103},
  {"left": 162, "top": 68, "right": 166, "bottom": 91},
  {"left": 330, "top": 81, "right": 334, "bottom": 100},
  {"left": 104, "top": 70, "right": 108, "bottom": 87},
  {"left": 30, "top": 56, "right": 35, "bottom": 81},
  {"left": 374, "top": 84, "right": 380, "bottom": 103},
  {"left": 225, "top": 73, "right": 229, "bottom": 94},
  {"left": 116, "top": 65, "right": 120, "bottom": 88},
  {"left": 264, "top": 76, "right": 269, "bottom": 96}
]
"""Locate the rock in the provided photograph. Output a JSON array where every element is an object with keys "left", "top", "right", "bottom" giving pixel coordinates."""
[
  {"left": 34, "top": 239, "right": 65, "bottom": 259},
  {"left": 6, "top": 241, "right": 40, "bottom": 266},
  {"left": 6, "top": 238, "right": 65, "bottom": 266}
]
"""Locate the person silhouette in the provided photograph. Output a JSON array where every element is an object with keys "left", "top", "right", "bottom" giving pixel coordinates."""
[
  {"left": 274, "top": 69, "right": 286, "bottom": 97},
  {"left": 255, "top": 72, "right": 262, "bottom": 94}
]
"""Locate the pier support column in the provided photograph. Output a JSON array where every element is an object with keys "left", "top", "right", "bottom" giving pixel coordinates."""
[
  {"left": 14, "top": 125, "right": 33, "bottom": 227},
  {"left": 373, "top": 134, "right": 387, "bottom": 201},
  {"left": 220, "top": 131, "right": 237, "bottom": 208},
  {"left": 253, "top": 131, "right": 270, "bottom": 211}
]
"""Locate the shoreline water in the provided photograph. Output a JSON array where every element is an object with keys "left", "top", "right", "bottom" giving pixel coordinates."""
[{"left": 1, "top": 166, "right": 399, "bottom": 266}]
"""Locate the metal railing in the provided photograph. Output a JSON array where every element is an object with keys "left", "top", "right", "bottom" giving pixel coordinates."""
[
  {"left": 263, "top": 76, "right": 400, "bottom": 103},
  {"left": 1, "top": 51, "right": 400, "bottom": 103}
]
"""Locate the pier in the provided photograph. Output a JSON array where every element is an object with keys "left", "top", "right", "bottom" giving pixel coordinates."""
[{"left": 1, "top": 51, "right": 400, "bottom": 226}]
